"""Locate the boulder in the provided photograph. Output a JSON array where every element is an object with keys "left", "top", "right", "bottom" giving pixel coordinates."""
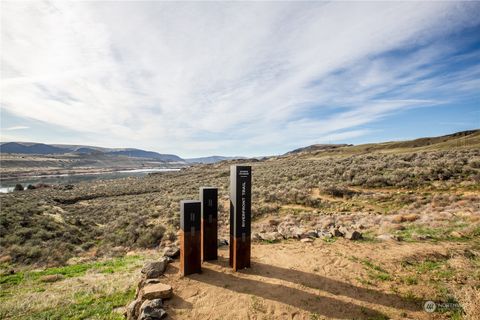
[
  {"left": 291, "top": 227, "right": 306, "bottom": 239},
  {"left": 140, "top": 283, "right": 173, "bottom": 300},
  {"left": 300, "top": 238, "right": 313, "bottom": 243},
  {"left": 141, "top": 259, "right": 168, "bottom": 279},
  {"left": 329, "top": 227, "right": 344, "bottom": 237},
  {"left": 317, "top": 230, "right": 332, "bottom": 239},
  {"left": 259, "top": 232, "right": 283, "bottom": 242},
  {"left": 126, "top": 299, "right": 142, "bottom": 320},
  {"left": 136, "top": 279, "right": 161, "bottom": 299},
  {"left": 163, "top": 246, "right": 180, "bottom": 259},
  {"left": 345, "top": 230, "right": 362, "bottom": 240},
  {"left": 138, "top": 299, "right": 166, "bottom": 320},
  {"left": 338, "top": 226, "right": 349, "bottom": 235},
  {"left": 303, "top": 230, "right": 318, "bottom": 238}
]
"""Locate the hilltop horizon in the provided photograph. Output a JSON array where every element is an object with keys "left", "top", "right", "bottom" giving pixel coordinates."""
[{"left": 1, "top": 128, "right": 478, "bottom": 159}]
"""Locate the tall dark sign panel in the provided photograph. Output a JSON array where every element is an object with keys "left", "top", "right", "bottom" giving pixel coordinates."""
[
  {"left": 229, "top": 165, "right": 252, "bottom": 271},
  {"left": 200, "top": 187, "right": 218, "bottom": 261},
  {"left": 180, "top": 200, "right": 201, "bottom": 276}
]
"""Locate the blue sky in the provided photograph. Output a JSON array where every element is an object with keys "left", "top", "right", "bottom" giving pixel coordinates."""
[{"left": 1, "top": 1, "right": 479, "bottom": 157}]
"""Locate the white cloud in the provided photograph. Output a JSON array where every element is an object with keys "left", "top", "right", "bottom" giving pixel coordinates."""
[
  {"left": 1, "top": 1, "right": 479, "bottom": 156},
  {"left": 2, "top": 126, "right": 29, "bottom": 131}
]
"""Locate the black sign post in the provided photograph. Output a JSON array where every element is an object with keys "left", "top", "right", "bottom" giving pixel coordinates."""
[
  {"left": 180, "top": 200, "right": 201, "bottom": 276},
  {"left": 229, "top": 165, "right": 251, "bottom": 271},
  {"left": 200, "top": 187, "right": 218, "bottom": 261}
]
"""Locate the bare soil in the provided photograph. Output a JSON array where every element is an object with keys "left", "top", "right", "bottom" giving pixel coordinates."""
[{"left": 162, "top": 239, "right": 475, "bottom": 319}]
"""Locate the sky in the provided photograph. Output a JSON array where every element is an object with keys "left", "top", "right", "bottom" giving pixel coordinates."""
[{"left": 1, "top": 1, "right": 479, "bottom": 158}]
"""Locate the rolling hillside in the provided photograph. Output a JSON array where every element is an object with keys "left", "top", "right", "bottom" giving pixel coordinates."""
[{"left": 0, "top": 142, "right": 183, "bottom": 162}]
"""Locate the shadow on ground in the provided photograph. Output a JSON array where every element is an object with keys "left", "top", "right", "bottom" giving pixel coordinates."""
[{"left": 186, "top": 256, "right": 411, "bottom": 319}]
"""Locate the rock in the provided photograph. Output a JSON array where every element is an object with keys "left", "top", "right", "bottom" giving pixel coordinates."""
[
  {"left": 291, "top": 227, "right": 306, "bottom": 239},
  {"left": 338, "top": 226, "right": 349, "bottom": 235},
  {"left": 277, "top": 224, "right": 304, "bottom": 239},
  {"left": 141, "top": 259, "right": 168, "bottom": 279},
  {"left": 163, "top": 246, "right": 180, "bottom": 259},
  {"left": 303, "top": 230, "right": 318, "bottom": 238},
  {"left": 140, "top": 283, "right": 173, "bottom": 300},
  {"left": 319, "top": 218, "right": 335, "bottom": 229},
  {"left": 259, "top": 232, "right": 283, "bottom": 242},
  {"left": 329, "top": 227, "right": 344, "bottom": 237},
  {"left": 138, "top": 299, "right": 166, "bottom": 320},
  {"left": 376, "top": 234, "right": 402, "bottom": 241},
  {"left": 317, "top": 230, "right": 332, "bottom": 239},
  {"left": 217, "top": 238, "right": 229, "bottom": 247},
  {"left": 39, "top": 274, "right": 64, "bottom": 283},
  {"left": 300, "top": 238, "right": 313, "bottom": 243},
  {"left": 13, "top": 184, "right": 24, "bottom": 191},
  {"left": 126, "top": 299, "right": 142, "bottom": 320},
  {"left": 136, "top": 279, "right": 161, "bottom": 298},
  {"left": 411, "top": 233, "right": 431, "bottom": 241},
  {"left": 450, "top": 231, "right": 464, "bottom": 238},
  {"left": 345, "top": 230, "right": 362, "bottom": 240}
]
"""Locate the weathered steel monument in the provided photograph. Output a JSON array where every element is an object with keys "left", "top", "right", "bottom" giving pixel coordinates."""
[
  {"left": 229, "top": 165, "right": 252, "bottom": 271},
  {"left": 200, "top": 187, "right": 218, "bottom": 261},
  {"left": 179, "top": 200, "right": 201, "bottom": 276}
]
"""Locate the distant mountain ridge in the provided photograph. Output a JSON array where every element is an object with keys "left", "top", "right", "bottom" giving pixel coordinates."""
[
  {"left": 184, "top": 155, "right": 247, "bottom": 164},
  {"left": 0, "top": 142, "right": 183, "bottom": 162}
]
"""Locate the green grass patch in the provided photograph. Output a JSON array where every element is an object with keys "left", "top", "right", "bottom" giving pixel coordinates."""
[
  {"left": 395, "top": 223, "right": 471, "bottom": 242},
  {"left": 360, "top": 259, "right": 392, "bottom": 282},
  {"left": 0, "top": 255, "right": 142, "bottom": 287},
  {"left": 260, "top": 239, "right": 280, "bottom": 244},
  {"left": 22, "top": 288, "right": 134, "bottom": 320},
  {"left": 415, "top": 260, "right": 442, "bottom": 273},
  {"left": 322, "top": 237, "right": 337, "bottom": 243},
  {"left": 361, "top": 259, "right": 388, "bottom": 273}
]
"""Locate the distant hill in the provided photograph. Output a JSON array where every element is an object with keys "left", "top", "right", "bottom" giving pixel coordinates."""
[
  {"left": 0, "top": 142, "right": 183, "bottom": 162},
  {"left": 0, "top": 142, "right": 67, "bottom": 155},
  {"left": 286, "top": 144, "right": 352, "bottom": 155},
  {"left": 185, "top": 156, "right": 247, "bottom": 164},
  {"left": 285, "top": 129, "right": 480, "bottom": 156},
  {"left": 107, "top": 149, "right": 182, "bottom": 162}
]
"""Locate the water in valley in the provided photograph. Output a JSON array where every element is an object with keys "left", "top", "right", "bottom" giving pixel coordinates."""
[{"left": 0, "top": 168, "right": 180, "bottom": 193}]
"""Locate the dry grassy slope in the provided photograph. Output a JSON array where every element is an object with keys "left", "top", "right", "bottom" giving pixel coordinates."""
[{"left": 292, "top": 129, "right": 480, "bottom": 158}]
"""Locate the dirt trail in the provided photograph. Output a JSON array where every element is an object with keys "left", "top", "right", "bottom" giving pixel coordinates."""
[{"left": 161, "top": 240, "right": 465, "bottom": 319}]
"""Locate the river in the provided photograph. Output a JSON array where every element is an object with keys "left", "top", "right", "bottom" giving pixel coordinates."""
[{"left": 0, "top": 168, "right": 180, "bottom": 193}]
